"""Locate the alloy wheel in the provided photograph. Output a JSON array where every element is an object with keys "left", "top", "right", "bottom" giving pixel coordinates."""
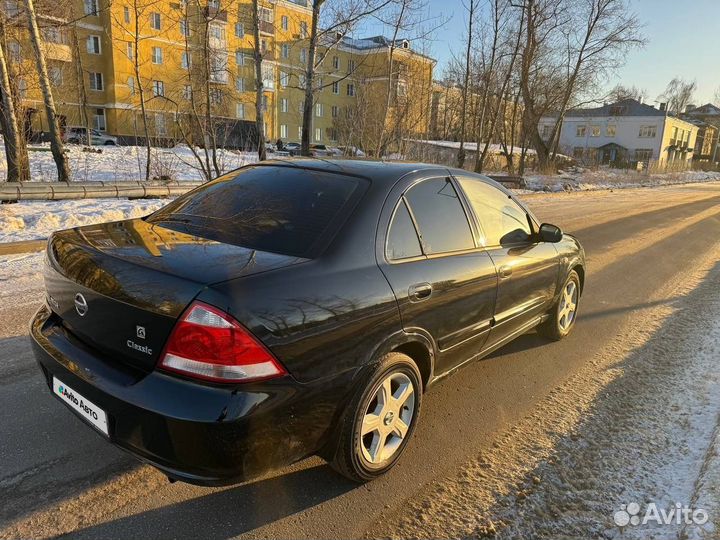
[
  {"left": 558, "top": 280, "right": 578, "bottom": 331},
  {"left": 359, "top": 372, "right": 416, "bottom": 465}
]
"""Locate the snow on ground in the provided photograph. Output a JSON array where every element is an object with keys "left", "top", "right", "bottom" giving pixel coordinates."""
[
  {"left": 0, "top": 198, "right": 169, "bottom": 243},
  {"left": 1, "top": 144, "right": 257, "bottom": 183},
  {"left": 522, "top": 167, "right": 720, "bottom": 193}
]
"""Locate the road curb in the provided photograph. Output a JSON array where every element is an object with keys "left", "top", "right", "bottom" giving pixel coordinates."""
[{"left": 0, "top": 239, "right": 46, "bottom": 255}]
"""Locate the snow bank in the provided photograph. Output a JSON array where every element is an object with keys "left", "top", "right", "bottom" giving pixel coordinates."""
[
  {"left": 0, "top": 143, "right": 258, "bottom": 183},
  {"left": 0, "top": 199, "right": 168, "bottom": 243}
]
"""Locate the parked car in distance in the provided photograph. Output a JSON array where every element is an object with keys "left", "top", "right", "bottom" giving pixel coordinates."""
[
  {"left": 309, "top": 144, "right": 331, "bottom": 157},
  {"left": 64, "top": 126, "right": 118, "bottom": 146},
  {"left": 338, "top": 145, "right": 366, "bottom": 157},
  {"left": 327, "top": 146, "right": 344, "bottom": 156},
  {"left": 31, "top": 159, "right": 585, "bottom": 485},
  {"left": 284, "top": 142, "right": 301, "bottom": 156}
]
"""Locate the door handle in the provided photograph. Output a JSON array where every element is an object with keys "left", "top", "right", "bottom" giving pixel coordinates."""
[
  {"left": 498, "top": 265, "right": 513, "bottom": 279},
  {"left": 409, "top": 282, "right": 432, "bottom": 302}
]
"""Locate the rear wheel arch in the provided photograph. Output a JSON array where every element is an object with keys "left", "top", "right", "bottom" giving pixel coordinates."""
[{"left": 392, "top": 340, "right": 432, "bottom": 391}]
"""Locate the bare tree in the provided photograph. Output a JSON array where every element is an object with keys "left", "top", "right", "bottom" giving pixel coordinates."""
[
  {"left": 606, "top": 83, "right": 647, "bottom": 103},
  {"left": 659, "top": 77, "right": 696, "bottom": 115},
  {"left": 24, "top": 0, "right": 70, "bottom": 181},
  {"left": 455, "top": 0, "right": 476, "bottom": 168},
  {"left": 251, "top": 0, "right": 266, "bottom": 160},
  {"left": 0, "top": 16, "right": 29, "bottom": 182},
  {"left": 515, "top": 0, "right": 644, "bottom": 168}
]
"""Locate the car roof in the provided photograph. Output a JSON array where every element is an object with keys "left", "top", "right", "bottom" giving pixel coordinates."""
[{"left": 255, "top": 158, "right": 453, "bottom": 185}]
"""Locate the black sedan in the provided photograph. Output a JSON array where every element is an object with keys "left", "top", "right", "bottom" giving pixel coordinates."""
[{"left": 30, "top": 160, "right": 585, "bottom": 484}]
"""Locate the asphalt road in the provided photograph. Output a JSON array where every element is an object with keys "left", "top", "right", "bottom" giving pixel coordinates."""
[{"left": 2, "top": 183, "right": 720, "bottom": 539}]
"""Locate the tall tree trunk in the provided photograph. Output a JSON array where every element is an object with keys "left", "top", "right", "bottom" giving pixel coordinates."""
[
  {"left": 456, "top": 0, "right": 475, "bottom": 169},
  {"left": 132, "top": 0, "right": 152, "bottom": 181},
  {"left": 24, "top": 0, "right": 70, "bottom": 181},
  {"left": 251, "top": 0, "right": 266, "bottom": 161},
  {"left": 301, "top": 0, "right": 322, "bottom": 157},
  {"left": 69, "top": 21, "right": 91, "bottom": 147},
  {"left": 0, "top": 24, "right": 29, "bottom": 182}
]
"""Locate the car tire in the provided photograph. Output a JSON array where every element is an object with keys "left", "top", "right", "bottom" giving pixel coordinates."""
[
  {"left": 330, "top": 352, "right": 422, "bottom": 482},
  {"left": 539, "top": 269, "right": 581, "bottom": 341},
  {"left": 104, "top": 140, "right": 116, "bottom": 146}
]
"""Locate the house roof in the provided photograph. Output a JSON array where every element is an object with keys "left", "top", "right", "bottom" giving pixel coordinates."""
[
  {"left": 685, "top": 103, "right": 720, "bottom": 116},
  {"left": 564, "top": 99, "right": 666, "bottom": 118}
]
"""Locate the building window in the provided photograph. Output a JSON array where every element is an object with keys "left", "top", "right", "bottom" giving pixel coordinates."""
[
  {"left": 281, "top": 15, "right": 288, "bottom": 31},
  {"left": 235, "top": 50, "right": 246, "bottom": 65},
  {"left": 281, "top": 43, "right": 289, "bottom": 59},
  {"left": 94, "top": 108, "right": 106, "bottom": 131},
  {"left": 346, "top": 83, "right": 355, "bottom": 96},
  {"left": 280, "top": 124, "right": 288, "bottom": 138},
  {"left": 541, "top": 125, "right": 551, "bottom": 139},
  {"left": 396, "top": 80, "right": 407, "bottom": 97},
  {"left": 126, "top": 42, "right": 133, "bottom": 60},
  {"left": 314, "top": 127, "right": 321, "bottom": 142},
  {"left": 181, "top": 51, "right": 190, "bottom": 69},
  {"left": 300, "top": 21, "right": 307, "bottom": 38},
  {"left": 328, "top": 128, "right": 337, "bottom": 141},
  {"left": 635, "top": 149, "right": 653, "bottom": 161},
  {"left": 331, "top": 105, "right": 338, "bottom": 118},
  {"left": 152, "top": 80, "right": 164, "bottom": 96},
  {"left": 576, "top": 125, "right": 586, "bottom": 137},
  {"left": 152, "top": 46, "right": 163, "bottom": 64},
  {"left": 332, "top": 55, "right": 339, "bottom": 70},
  {"left": 86, "top": 35, "right": 101, "bottom": 54},
  {"left": 180, "top": 19, "right": 190, "bottom": 37},
  {"left": 235, "top": 77, "right": 245, "bottom": 91},
  {"left": 49, "top": 67, "right": 62, "bottom": 86},
  {"left": 209, "top": 25, "right": 225, "bottom": 41},
  {"left": 127, "top": 76, "right": 135, "bottom": 95},
  {"left": 279, "top": 71, "right": 289, "bottom": 88},
  {"left": 17, "top": 78, "right": 27, "bottom": 99},
  {"left": 236, "top": 102, "right": 245, "bottom": 119},
  {"left": 300, "top": 48, "right": 307, "bottom": 64},
  {"left": 639, "top": 125, "right": 657, "bottom": 138},
  {"left": 210, "top": 88, "right": 223, "bottom": 104},
  {"left": 182, "top": 84, "right": 192, "bottom": 100},
  {"left": 8, "top": 41, "right": 20, "bottom": 63},
  {"left": 315, "top": 102, "right": 323, "bottom": 117},
  {"left": 591, "top": 126, "right": 601, "bottom": 137},
  {"left": 84, "top": 0, "right": 98, "bottom": 16},
  {"left": 89, "top": 72, "right": 103, "bottom": 91},
  {"left": 123, "top": 5, "right": 130, "bottom": 23},
  {"left": 607, "top": 125, "right": 616, "bottom": 137},
  {"left": 348, "top": 59, "right": 356, "bottom": 72},
  {"left": 42, "top": 27, "right": 64, "bottom": 44},
  {"left": 155, "top": 113, "right": 166, "bottom": 136},
  {"left": 150, "top": 12, "right": 161, "bottom": 30},
  {"left": 280, "top": 97, "right": 288, "bottom": 113},
  {"left": 332, "top": 81, "right": 339, "bottom": 94},
  {"left": 298, "top": 126, "right": 302, "bottom": 139},
  {"left": 235, "top": 22, "right": 244, "bottom": 37}
]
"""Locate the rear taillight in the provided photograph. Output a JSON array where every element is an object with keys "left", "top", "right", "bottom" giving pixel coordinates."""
[{"left": 159, "top": 301, "right": 286, "bottom": 383}]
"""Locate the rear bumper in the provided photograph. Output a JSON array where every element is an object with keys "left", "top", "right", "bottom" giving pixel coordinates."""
[{"left": 30, "top": 305, "right": 343, "bottom": 486}]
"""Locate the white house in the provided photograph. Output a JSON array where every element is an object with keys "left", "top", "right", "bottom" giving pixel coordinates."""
[{"left": 539, "top": 99, "right": 699, "bottom": 167}]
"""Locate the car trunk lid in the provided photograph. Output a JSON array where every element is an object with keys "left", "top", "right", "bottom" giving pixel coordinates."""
[{"left": 45, "top": 218, "right": 307, "bottom": 373}]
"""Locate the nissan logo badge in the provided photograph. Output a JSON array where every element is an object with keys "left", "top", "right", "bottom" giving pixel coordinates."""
[{"left": 74, "top": 293, "right": 89, "bottom": 317}]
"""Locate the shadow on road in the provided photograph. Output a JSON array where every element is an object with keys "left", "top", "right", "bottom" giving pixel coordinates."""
[{"left": 62, "top": 463, "right": 356, "bottom": 539}]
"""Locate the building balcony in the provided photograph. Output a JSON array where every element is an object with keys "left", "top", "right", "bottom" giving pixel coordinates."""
[
  {"left": 259, "top": 20, "right": 274, "bottom": 35},
  {"left": 41, "top": 42, "right": 72, "bottom": 62},
  {"left": 209, "top": 72, "right": 228, "bottom": 84},
  {"left": 203, "top": 7, "right": 227, "bottom": 21}
]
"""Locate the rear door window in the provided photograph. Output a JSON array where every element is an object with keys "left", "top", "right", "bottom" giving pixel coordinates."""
[
  {"left": 404, "top": 178, "right": 475, "bottom": 255},
  {"left": 147, "top": 166, "right": 364, "bottom": 257},
  {"left": 386, "top": 199, "right": 423, "bottom": 260}
]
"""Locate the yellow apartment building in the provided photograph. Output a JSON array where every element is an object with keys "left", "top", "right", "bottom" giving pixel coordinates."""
[{"left": 3, "top": 0, "right": 434, "bottom": 151}]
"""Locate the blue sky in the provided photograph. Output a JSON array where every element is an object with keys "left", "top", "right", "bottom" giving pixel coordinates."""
[{"left": 360, "top": 0, "right": 720, "bottom": 105}]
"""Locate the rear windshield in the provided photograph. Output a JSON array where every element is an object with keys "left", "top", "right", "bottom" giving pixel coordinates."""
[{"left": 147, "top": 165, "right": 364, "bottom": 258}]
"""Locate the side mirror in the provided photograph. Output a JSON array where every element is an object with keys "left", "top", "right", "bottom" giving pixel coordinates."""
[{"left": 539, "top": 223, "right": 563, "bottom": 243}]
